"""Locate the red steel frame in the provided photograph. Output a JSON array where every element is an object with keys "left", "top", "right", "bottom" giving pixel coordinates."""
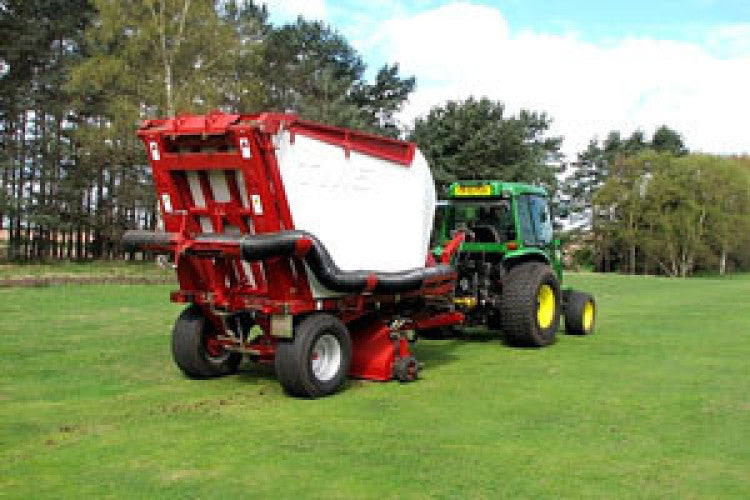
[{"left": 136, "top": 111, "right": 463, "bottom": 381}]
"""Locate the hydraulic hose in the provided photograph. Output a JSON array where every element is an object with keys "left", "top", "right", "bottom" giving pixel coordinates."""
[
  {"left": 123, "top": 229, "right": 455, "bottom": 295},
  {"left": 239, "top": 230, "right": 454, "bottom": 294}
]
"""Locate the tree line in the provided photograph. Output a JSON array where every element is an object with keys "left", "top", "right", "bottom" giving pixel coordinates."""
[
  {"left": 562, "top": 130, "right": 750, "bottom": 276},
  {"left": 0, "top": 0, "right": 415, "bottom": 260},
  {"left": 2, "top": 1, "right": 749, "bottom": 276}
]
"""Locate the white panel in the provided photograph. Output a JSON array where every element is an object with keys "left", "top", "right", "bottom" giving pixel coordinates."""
[
  {"left": 208, "top": 170, "right": 231, "bottom": 203},
  {"left": 186, "top": 171, "right": 205, "bottom": 208},
  {"left": 236, "top": 170, "right": 250, "bottom": 208},
  {"left": 199, "top": 218, "right": 213, "bottom": 233},
  {"left": 240, "top": 261, "right": 256, "bottom": 288},
  {"left": 274, "top": 131, "right": 437, "bottom": 285},
  {"left": 226, "top": 224, "right": 256, "bottom": 288},
  {"left": 186, "top": 170, "right": 213, "bottom": 233},
  {"left": 244, "top": 217, "right": 255, "bottom": 235}
]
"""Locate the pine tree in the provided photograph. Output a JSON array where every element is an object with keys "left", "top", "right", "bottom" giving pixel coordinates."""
[{"left": 409, "top": 97, "right": 562, "bottom": 193}]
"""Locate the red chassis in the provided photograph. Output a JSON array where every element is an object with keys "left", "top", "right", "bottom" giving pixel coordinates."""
[{"left": 127, "top": 111, "right": 464, "bottom": 384}]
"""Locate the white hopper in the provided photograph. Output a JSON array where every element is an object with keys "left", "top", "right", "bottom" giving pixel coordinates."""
[{"left": 273, "top": 129, "right": 436, "bottom": 273}]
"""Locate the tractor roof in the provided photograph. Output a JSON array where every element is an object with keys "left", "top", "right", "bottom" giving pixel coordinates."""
[{"left": 447, "top": 180, "right": 547, "bottom": 198}]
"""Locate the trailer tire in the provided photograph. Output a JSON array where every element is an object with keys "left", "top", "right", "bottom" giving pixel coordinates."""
[
  {"left": 500, "top": 262, "right": 561, "bottom": 347},
  {"left": 275, "top": 314, "right": 352, "bottom": 398},
  {"left": 171, "top": 305, "right": 242, "bottom": 379},
  {"left": 564, "top": 290, "right": 596, "bottom": 335}
]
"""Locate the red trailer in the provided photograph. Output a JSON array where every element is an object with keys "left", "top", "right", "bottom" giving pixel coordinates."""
[{"left": 124, "top": 111, "right": 463, "bottom": 397}]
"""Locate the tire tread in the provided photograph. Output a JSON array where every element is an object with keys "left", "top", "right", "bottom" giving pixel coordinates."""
[
  {"left": 499, "top": 262, "right": 560, "bottom": 347},
  {"left": 275, "top": 313, "right": 351, "bottom": 398}
]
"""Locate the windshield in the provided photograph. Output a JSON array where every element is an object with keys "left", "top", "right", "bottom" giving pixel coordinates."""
[
  {"left": 517, "top": 195, "right": 553, "bottom": 246},
  {"left": 450, "top": 200, "right": 515, "bottom": 243}
]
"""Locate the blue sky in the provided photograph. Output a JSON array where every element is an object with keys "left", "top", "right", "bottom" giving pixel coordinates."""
[
  {"left": 434, "top": 1, "right": 750, "bottom": 42},
  {"left": 261, "top": 1, "right": 750, "bottom": 156},
  {"left": 267, "top": 1, "right": 750, "bottom": 53}
]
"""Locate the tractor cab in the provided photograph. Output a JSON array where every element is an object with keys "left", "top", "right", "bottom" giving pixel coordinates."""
[{"left": 434, "top": 181, "right": 560, "bottom": 277}]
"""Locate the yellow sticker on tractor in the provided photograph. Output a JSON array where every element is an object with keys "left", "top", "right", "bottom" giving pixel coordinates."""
[{"left": 454, "top": 185, "right": 492, "bottom": 196}]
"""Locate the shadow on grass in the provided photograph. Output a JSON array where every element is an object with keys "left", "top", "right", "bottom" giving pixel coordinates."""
[
  {"left": 411, "top": 340, "right": 463, "bottom": 369},
  {"left": 236, "top": 360, "right": 277, "bottom": 382},
  {"left": 412, "top": 327, "right": 542, "bottom": 369}
]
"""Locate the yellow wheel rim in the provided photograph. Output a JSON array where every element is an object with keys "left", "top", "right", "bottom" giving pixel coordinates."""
[
  {"left": 537, "top": 284, "right": 555, "bottom": 329},
  {"left": 583, "top": 300, "right": 595, "bottom": 332}
]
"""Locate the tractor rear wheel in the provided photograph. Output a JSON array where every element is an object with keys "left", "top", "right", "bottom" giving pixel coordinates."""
[
  {"left": 499, "top": 262, "right": 561, "bottom": 347},
  {"left": 564, "top": 290, "right": 596, "bottom": 335},
  {"left": 171, "top": 305, "right": 242, "bottom": 378},
  {"left": 275, "top": 313, "right": 352, "bottom": 398}
]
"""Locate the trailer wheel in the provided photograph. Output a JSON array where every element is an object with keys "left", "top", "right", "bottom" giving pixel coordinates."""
[
  {"left": 275, "top": 314, "right": 352, "bottom": 398},
  {"left": 564, "top": 290, "right": 596, "bottom": 335},
  {"left": 394, "top": 356, "right": 420, "bottom": 382},
  {"left": 171, "top": 305, "right": 242, "bottom": 379},
  {"left": 500, "top": 262, "right": 561, "bottom": 347}
]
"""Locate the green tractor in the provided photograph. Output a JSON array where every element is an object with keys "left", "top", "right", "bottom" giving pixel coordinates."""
[{"left": 428, "top": 180, "right": 596, "bottom": 346}]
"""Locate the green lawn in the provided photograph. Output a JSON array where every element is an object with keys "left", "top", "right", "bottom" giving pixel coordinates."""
[
  {"left": 0, "top": 260, "right": 173, "bottom": 280},
  {"left": 1, "top": 273, "right": 749, "bottom": 498}
]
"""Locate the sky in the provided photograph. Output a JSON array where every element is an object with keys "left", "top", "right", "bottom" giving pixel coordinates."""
[{"left": 259, "top": 1, "right": 750, "bottom": 158}]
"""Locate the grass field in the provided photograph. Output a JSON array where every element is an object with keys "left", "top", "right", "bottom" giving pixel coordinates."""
[
  {"left": 0, "top": 260, "right": 173, "bottom": 280},
  {"left": 1, "top": 273, "right": 749, "bottom": 498}
]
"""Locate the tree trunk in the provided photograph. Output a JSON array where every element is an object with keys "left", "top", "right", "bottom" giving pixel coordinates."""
[
  {"left": 13, "top": 113, "right": 27, "bottom": 261},
  {"left": 85, "top": 184, "right": 92, "bottom": 259},
  {"left": 52, "top": 106, "right": 63, "bottom": 260},
  {"left": 76, "top": 223, "right": 83, "bottom": 260},
  {"left": 0, "top": 115, "right": 12, "bottom": 236},
  {"left": 165, "top": 62, "right": 174, "bottom": 117},
  {"left": 96, "top": 152, "right": 105, "bottom": 259},
  {"left": 720, "top": 248, "right": 727, "bottom": 276},
  {"left": 40, "top": 110, "right": 50, "bottom": 259},
  {"left": 29, "top": 110, "right": 41, "bottom": 260}
]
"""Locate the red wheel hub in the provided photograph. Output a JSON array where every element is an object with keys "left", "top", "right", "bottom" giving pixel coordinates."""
[{"left": 205, "top": 335, "right": 224, "bottom": 357}]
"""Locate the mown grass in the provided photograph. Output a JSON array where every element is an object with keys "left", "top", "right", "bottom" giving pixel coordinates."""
[
  {"left": 1, "top": 273, "right": 749, "bottom": 498},
  {"left": 0, "top": 260, "right": 172, "bottom": 280}
]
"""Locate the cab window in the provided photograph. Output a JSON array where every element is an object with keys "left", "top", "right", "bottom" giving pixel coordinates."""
[
  {"left": 530, "top": 195, "right": 553, "bottom": 245},
  {"left": 451, "top": 200, "right": 515, "bottom": 243},
  {"left": 517, "top": 196, "right": 535, "bottom": 246},
  {"left": 517, "top": 195, "right": 552, "bottom": 246}
]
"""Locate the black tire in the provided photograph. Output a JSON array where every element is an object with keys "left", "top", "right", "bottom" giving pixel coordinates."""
[
  {"left": 487, "top": 310, "right": 503, "bottom": 332},
  {"left": 393, "top": 356, "right": 420, "bottom": 383},
  {"left": 564, "top": 290, "right": 596, "bottom": 335},
  {"left": 171, "top": 305, "right": 242, "bottom": 379},
  {"left": 275, "top": 313, "right": 352, "bottom": 398},
  {"left": 499, "top": 262, "right": 561, "bottom": 347}
]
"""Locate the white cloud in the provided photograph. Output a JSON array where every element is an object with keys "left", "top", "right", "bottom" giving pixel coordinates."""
[
  {"left": 375, "top": 2, "right": 750, "bottom": 158},
  {"left": 259, "top": 0, "right": 327, "bottom": 22},
  {"left": 707, "top": 23, "right": 750, "bottom": 57}
]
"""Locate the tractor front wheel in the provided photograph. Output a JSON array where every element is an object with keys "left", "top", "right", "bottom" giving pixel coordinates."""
[
  {"left": 275, "top": 313, "right": 352, "bottom": 398},
  {"left": 564, "top": 290, "right": 596, "bottom": 335},
  {"left": 499, "top": 262, "right": 561, "bottom": 347},
  {"left": 171, "top": 305, "right": 242, "bottom": 378}
]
